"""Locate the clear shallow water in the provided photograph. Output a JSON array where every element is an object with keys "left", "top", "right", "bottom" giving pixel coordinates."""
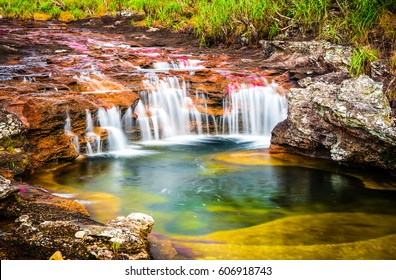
[{"left": 28, "top": 136, "right": 396, "bottom": 259}]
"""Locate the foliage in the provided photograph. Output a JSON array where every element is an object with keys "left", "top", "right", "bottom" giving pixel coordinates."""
[
  {"left": 127, "top": 0, "right": 191, "bottom": 28},
  {"left": 0, "top": 0, "right": 36, "bottom": 19},
  {"left": 0, "top": 0, "right": 395, "bottom": 52},
  {"left": 349, "top": 46, "right": 379, "bottom": 77},
  {"left": 111, "top": 239, "right": 122, "bottom": 255},
  {"left": 0, "top": 0, "right": 109, "bottom": 20}
]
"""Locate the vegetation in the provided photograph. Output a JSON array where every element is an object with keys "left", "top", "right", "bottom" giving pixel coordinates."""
[
  {"left": 1, "top": 0, "right": 396, "bottom": 76},
  {"left": 350, "top": 45, "right": 379, "bottom": 77}
]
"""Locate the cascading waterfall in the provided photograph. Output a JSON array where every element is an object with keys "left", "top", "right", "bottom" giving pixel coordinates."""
[
  {"left": 221, "top": 81, "right": 288, "bottom": 136},
  {"left": 63, "top": 75, "right": 288, "bottom": 155},
  {"left": 64, "top": 112, "right": 80, "bottom": 153},
  {"left": 97, "top": 107, "right": 128, "bottom": 151},
  {"left": 134, "top": 74, "right": 205, "bottom": 140},
  {"left": 84, "top": 109, "right": 101, "bottom": 154}
]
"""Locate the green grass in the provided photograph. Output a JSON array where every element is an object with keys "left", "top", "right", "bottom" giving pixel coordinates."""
[
  {"left": 0, "top": 0, "right": 395, "bottom": 60},
  {"left": 349, "top": 45, "right": 379, "bottom": 77},
  {"left": 125, "top": 0, "right": 395, "bottom": 48},
  {"left": 0, "top": 0, "right": 110, "bottom": 20}
]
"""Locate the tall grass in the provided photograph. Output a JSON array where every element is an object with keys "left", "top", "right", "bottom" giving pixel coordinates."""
[
  {"left": 349, "top": 46, "right": 379, "bottom": 77},
  {"left": 0, "top": 0, "right": 110, "bottom": 20},
  {"left": 125, "top": 0, "right": 396, "bottom": 47},
  {"left": 127, "top": 0, "right": 192, "bottom": 28},
  {"left": 0, "top": 0, "right": 395, "bottom": 53},
  {"left": 0, "top": 0, "right": 36, "bottom": 19}
]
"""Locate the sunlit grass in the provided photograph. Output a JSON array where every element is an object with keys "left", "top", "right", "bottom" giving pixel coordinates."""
[{"left": 0, "top": 0, "right": 395, "bottom": 60}]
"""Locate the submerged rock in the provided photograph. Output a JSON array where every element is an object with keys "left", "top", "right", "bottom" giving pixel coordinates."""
[{"left": 0, "top": 184, "right": 154, "bottom": 260}]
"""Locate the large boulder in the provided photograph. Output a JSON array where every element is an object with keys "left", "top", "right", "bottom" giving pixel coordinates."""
[{"left": 271, "top": 74, "right": 396, "bottom": 171}]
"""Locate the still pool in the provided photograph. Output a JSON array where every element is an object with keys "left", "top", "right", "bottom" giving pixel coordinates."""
[{"left": 27, "top": 136, "right": 396, "bottom": 259}]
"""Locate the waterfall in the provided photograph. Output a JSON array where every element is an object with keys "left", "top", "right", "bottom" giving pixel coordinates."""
[
  {"left": 221, "top": 82, "right": 288, "bottom": 136},
  {"left": 122, "top": 107, "right": 133, "bottom": 133},
  {"left": 63, "top": 77, "right": 288, "bottom": 154},
  {"left": 97, "top": 107, "right": 128, "bottom": 151},
  {"left": 64, "top": 112, "right": 80, "bottom": 153},
  {"left": 135, "top": 74, "right": 205, "bottom": 140},
  {"left": 149, "top": 59, "right": 204, "bottom": 72},
  {"left": 84, "top": 109, "right": 101, "bottom": 154}
]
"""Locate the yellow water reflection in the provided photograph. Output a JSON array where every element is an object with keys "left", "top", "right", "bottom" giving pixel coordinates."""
[
  {"left": 209, "top": 150, "right": 396, "bottom": 190},
  {"left": 168, "top": 212, "right": 396, "bottom": 259},
  {"left": 28, "top": 168, "right": 121, "bottom": 222}
]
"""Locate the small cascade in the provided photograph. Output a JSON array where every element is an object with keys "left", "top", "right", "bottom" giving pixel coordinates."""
[
  {"left": 221, "top": 81, "right": 288, "bottom": 136},
  {"left": 97, "top": 107, "right": 128, "bottom": 151},
  {"left": 122, "top": 107, "right": 133, "bottom": 133},
  {"left": 135, "top": 75, "right": 205, "bottom": 140},
  {"left": 64, "top": 112, "right": 80, "bottom": 153},
  {"left": 74, "top": 72, "right": 126, "bottom": 94},
  {"left": 84, "top": 109, "right": 101, "bottom": 154},
  {"left": 196, "top": 93, "right": 212, "bottom": 134},
  {"left": 152, "top": 59, "right": 204, "bottom": 71}
]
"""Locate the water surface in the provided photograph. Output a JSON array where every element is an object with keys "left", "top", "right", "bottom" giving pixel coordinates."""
[{"left": 28, "top": 136, "right": 396, "bottom": 259}]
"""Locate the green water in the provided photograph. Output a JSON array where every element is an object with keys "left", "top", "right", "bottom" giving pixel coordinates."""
[{"left": 29, "top": 136, "right": 396, "bottom": 259}]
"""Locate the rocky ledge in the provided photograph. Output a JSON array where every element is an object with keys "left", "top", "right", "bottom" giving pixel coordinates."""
[
  {"left": 262, "top": 40, "right": 396, "bottom": 172},
  {"left": 0, "top": 175, "right": 154, "bottom": 260}
]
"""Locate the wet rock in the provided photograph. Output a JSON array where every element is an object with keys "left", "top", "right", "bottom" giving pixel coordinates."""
[
  {"left": 272, "top": 75, "right": 396, "bottom": 171},
  {"left": 0, "top": 184, "right": 154, "bottom": 260}
]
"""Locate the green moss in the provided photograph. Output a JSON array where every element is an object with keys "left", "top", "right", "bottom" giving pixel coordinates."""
[{"left": 0, "top": 137, "right": 18, "bottom": 153}]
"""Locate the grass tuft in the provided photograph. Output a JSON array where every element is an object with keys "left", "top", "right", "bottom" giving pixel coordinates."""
[{"left": 350, "top": 45, "right": 379, "bottom": 77}]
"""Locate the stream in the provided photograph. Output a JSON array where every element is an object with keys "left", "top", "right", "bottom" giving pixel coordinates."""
[{"left": 2, "top": 18, "right": 396, "bottom": 259}]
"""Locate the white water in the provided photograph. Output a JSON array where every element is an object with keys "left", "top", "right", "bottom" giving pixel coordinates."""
[
  {"left": 64, "top": 112, "right": 80, "bottom": 153},
  {"left": 97, "top": 107, "right": 128, "bottom": 151},
  {"left": 84, "top": 109, "right": 101, "bottom": 154},
  {"left": 64, "top": 75, "right": 288, "bottom": 155},
  {"left": 221, "top": 82, "right": 288, "bottom": 136},
  {"left": 139, "top": 58, "right": 204, "bottom": 73},
  {"left": 135, "top": 74, "right": 205, "bottom": 140},
  {"left": 73, "top": 72, "right": 126, "bottom": 94}
]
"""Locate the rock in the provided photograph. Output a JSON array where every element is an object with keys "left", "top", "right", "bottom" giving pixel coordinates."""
[
  {"left": 74, "top": 231, "right": 86, "bottom": 239},
  {"left": 83, "top": 213, "right": 154, "bottom": 260},
  {"left": 0, "top": 183, "right": 154, "bottom": 260},
  {"left": 271, "top": 75, "right": 396, "bottom": 171},
  {"left": 0, "top": 175, "right": 19, "bottom": 199},
  {"left": 49, "top": 251, "right": 64, "bottom": 260},
  {"left": 147, "top": 27, "right": 159, "bottom": 32},
  {"left": 0, "top": 108, "right": 23, "bottom": 140},
  {"left": 259, "top": 40, "right": 352, "bottom": 72}
]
